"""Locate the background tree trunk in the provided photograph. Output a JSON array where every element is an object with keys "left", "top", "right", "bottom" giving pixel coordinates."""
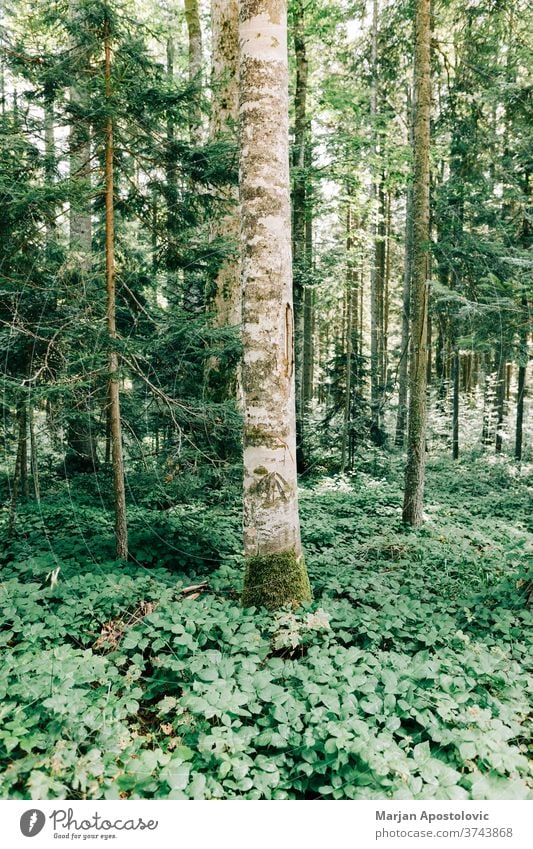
[
  {"left": 184, "top": 0, "right": 203, "bottom": 144},
  {"left": 67, "top": 0, "right": 98, "bottom": 474},
  {"left": 239, "top": 0, "right": 311, "bottom": 610},
  {"left": 395, "top": 90, "right": 413, "bottom": 448},
  {"left": 292, "top": 0, "right": 309, "bottom": 470},
  {"left": 104, "top": 17, "right": 128, "bottom": 560},
  {"left": 206, "top": 0, "right": 241, "bottom": 401},
  {"left": 402, "top": 0, "right": 431, "bottom": 526}
]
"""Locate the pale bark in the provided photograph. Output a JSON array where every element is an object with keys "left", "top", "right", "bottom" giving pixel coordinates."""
[
  {"left": 104, "top": 19, "right": 128, "bottom": 560},
  {"left": 239, "top": 0, "right": 311, "bottom": 609},
  {"left": 402, "top": 0, "right": 431, "bottom": 526},
  {"left": 495, "top": 344, "right": 508, "bottom": 454}
]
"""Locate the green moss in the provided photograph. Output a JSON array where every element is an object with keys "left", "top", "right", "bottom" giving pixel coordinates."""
[{"left": 241, "top": 548, "right": 312, "bottom": 610}]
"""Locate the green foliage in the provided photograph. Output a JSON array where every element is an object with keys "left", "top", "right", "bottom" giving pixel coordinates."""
[{"left": 1, "top": 456, "right": 531, "bottom": 800}]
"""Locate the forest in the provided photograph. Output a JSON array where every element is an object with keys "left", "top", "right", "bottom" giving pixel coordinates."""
[{"left": 0, "top": 0, "right": 531, "bottom": 802}]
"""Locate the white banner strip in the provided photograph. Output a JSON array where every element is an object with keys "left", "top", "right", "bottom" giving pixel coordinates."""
[{"left": 2, "top": 799, "right": 530, "bottom": 849}]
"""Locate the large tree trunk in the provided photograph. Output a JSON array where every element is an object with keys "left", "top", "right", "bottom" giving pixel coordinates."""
[
  {"left": 292, "top": 0, "right": 309, "bottom": 470},
  {"left": 206, "top": 0, "right": 241, "bottom": 401},
  {"left": 402, "top": 0, "right": 431, "bottom": 527},
  {"left": 239, "top": 0, "right": 311, "bottom": 610},
  {"left": 104, "top": 17, "right": 128, "bottom": 560}
]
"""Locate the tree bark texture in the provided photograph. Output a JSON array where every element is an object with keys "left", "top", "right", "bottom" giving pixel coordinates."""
[
  {"left": 239, "top": 0, "right": 311, "bottom": 610},
  {"left": 402, "top": 0, "right": 430, "bottom": 526}
]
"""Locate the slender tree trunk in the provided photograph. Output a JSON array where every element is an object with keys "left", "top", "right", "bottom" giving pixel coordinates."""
[
  {"left": 184, "top": 0, "right": 203, "bottom": 144},
  {"left": 292, "top": 0, "right": 309, "bottom": 471},
  {"left": 104, "top": 18, "right": 128, "bottom": 560},
  {"left": 239, "top": 0, "right": 311, "bottom": 610},
  {"left": 369, "top": 1, "right": 386, "bottom": 442},
  {"left": 29, "top": 405, "right": 40, "bottom": 503},
  {"left": 302, "top": 143, "right": 314, "bottom": 410},
  {"left": 396, "top": 91, "right": 413, "bottom": 448},
  {"left": 515, "top": 364, "right": 526, "bottom": 462},
  {"left": 515, "top": 296, "right": 528, "bottom": 462},
  {"left": 8, "top": 401, "right": 28, "bottom": 535},
  {"left": 495, "top": 345, "right": 507, "bottom": 454},
  {"left": 402, "top": 0, "right": 431, "bottom": 526},
  {"left": 207, "top": 0, "right": 241, "bottom": 400},
  {"left": 69, "top": 0, "right": 92, "bottom": 257},
  {"left": 67, "top": 0, "right": 98, "bottom": 473},
  {"left": 452, "top": 345, "right": 459, "bottom": 459},
  {"left": 341, "top": 203, "right": 354, "bottom": 473},
  {"left": 384, "top": 189, "right": 391, "bottom": 387}
]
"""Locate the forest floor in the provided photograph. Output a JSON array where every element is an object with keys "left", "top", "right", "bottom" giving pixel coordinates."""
[{"left": 0, "top": 452, "right": 531, "bottom": 800}]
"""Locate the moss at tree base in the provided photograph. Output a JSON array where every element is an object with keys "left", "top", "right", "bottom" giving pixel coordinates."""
[{"left": 241, "top": 548, "right": 312, "bottom": 610}]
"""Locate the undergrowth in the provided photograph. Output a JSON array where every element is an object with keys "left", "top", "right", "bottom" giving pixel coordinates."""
[{"left": 0, "top": 453, "right": 531, "bottom": 800}]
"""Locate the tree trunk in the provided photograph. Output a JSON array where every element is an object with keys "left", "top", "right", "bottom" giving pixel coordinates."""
[
  {"left": 239, "top": 0, "right": 311, "bottom": 610},
  {"left": 515, "top": 364, "right": 526, "bottom": 462},
  {"left": 495, "top": 345, "right": 507, "bottom": 454},
  {"left": 341, "top": 203, "right": 354, "bottom": 473},
  {"left": 402, "top": 0, "right": 430, "bottom": 526},
  {"left": 302, "top": 135, "right": 314, "bottom": 412},
  {"left": 384, "top": 189, "right": 391, "bottom": 388},
  {"left": 452, "top": 345, "right": 459, "bottom": 459},
  {"left": 104, "top": 18, "right": 128, "bottom": 560},
  {"left": 184, "top": 0, "right": 203, "bottom": 144},
  {"left": 8, "top": 400, "right": 28, "bottom": 536},
  {"left": 69, "top": 0, "right": 92, "bottom": 257},
  {"left": 29, "top": 405, "right": 40, "bottom": 503},
  {"left": 67, "top": 0, "right": 98, "bottom": 473},
  {"left": 515, "top": 296, "right": 528, "bottom": 462},
  {"left": 395, "top": 91, "right": 413, "bottom": 448},
  {"left": 292, "top": 0, "right": 309, "bottom": 471},
  {"left": 207, "top": 0, "right": 241, "bottom": 400}
]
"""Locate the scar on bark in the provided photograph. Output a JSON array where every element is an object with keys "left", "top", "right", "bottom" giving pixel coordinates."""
[{"left": 285, "top": 302, "right": 293, "bottom": 378}]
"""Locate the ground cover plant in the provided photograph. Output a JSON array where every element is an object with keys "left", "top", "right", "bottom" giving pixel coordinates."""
[{"left": 1, "top": 454, "right": 531, "bottom": 800}]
